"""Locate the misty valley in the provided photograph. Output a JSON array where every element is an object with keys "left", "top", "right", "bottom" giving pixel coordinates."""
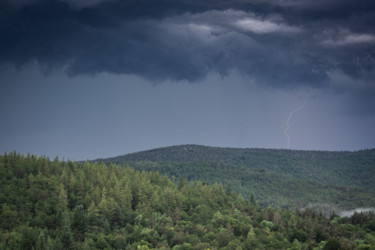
[{"left": 1, "top": 145, "right": 375, "bottom": 249}]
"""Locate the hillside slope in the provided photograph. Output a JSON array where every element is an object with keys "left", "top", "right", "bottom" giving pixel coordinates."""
[
  {"left": 1, "top": 152, "right": 375, "bottom": 249},
  {"left": 98, "top": 145, "right": 375, "bottom": 209}
]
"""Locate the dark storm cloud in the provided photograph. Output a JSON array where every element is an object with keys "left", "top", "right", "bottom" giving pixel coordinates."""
[{"left": 0, "top": 0, "right": 374, "bottom": 92}]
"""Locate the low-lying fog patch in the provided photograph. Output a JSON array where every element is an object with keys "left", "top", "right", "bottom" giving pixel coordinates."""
[{"left": 339, "top": 208, "right": 375, "bottom": 217}]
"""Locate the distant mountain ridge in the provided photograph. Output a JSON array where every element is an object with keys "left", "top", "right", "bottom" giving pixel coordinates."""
[{"left": 98, "top": 145, "right": 375, "bottom": 209}]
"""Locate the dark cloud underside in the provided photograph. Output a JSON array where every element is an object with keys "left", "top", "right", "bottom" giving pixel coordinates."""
[{"left": 0, "top": 0, "right": 374, "bottom": 94}]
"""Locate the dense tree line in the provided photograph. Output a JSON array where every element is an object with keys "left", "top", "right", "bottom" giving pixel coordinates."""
[
  {"left": 99, "top": 145, "right": 375, "bottom": 209},
  {"left": 117, "top": 160, "right": 375, "bottom": 210},
  {"left": 1, "top": 152, "right": 375, "bottom": 249}
]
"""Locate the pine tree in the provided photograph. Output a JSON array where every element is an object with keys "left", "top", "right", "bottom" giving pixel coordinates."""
[
  {"left": 57, "top": 184, "right": 68, "bottom": 212},
  {"left": 71, "top": 205, "right": 87, "bottom": 242}
]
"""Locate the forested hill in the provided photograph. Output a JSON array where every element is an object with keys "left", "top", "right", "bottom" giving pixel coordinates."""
[
  {"left": 1, "top": 152, "right": 375, "bottom": 249},
  {"left": 98, "top": 145, "right": 375, "bottom": 209}
]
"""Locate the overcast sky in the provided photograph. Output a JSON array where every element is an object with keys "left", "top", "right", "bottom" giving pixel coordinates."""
[{"left": 1, "top": 0, "right": 375, "bottom": 160}]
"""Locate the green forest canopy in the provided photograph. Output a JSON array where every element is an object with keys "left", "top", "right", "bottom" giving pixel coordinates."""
[{"left": 1, "top": 152, "right": 375, "bottom": 249}]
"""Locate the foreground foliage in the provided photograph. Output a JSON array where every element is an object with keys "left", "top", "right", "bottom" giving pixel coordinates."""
[{"left": 1, "top": 152, "right": 375, "bottom": 249}]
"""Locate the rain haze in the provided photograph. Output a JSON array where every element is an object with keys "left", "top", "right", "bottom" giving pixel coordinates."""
[{"left": 1, "top": 0, "right": 375, "bottom": 160}]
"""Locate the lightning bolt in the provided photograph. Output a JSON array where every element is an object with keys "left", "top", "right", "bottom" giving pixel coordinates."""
[{"left": 284, "top": 97, "right": 309, "bottom": 149}]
